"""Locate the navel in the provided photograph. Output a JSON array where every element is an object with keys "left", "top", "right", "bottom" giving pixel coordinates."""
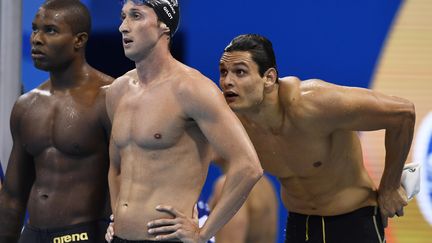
[
  {"left": 73, "top": 143, "right": 80, "bottom": 150},
  {"left": 313, "top": 161, "right": 322, "bottom": 168}
]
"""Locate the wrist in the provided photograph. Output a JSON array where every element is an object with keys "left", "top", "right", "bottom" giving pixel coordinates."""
[{"left": 198, "top": 230, "right": 209, "bottom": 243}]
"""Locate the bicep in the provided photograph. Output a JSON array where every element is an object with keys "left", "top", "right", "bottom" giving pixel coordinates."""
[
  {"left": 105, "top": 77, "right": 129, "bottom": 122},
  {"left": 309, "top": 82, "right": 414, "bottom": 132},
  {"left": 3, "top": 137, "right": 35, "bottom": 203},
  {"left": 3, "top": 102, "right": 35, "bottom": 201},
  {"left": 184, "top": 86, "right": 255, "bottom": 161},
  {"left": 105, "top": 85, "right": 116, "bottom": 122}
]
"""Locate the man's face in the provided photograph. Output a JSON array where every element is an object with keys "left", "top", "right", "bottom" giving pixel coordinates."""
[
  {"left": 119, "top": 1, "right": 162, "bottom": 61},
  {"left": 31, "top": 8, "right": 76, "bottom": 71},
  {"left": 219, "top": 51, "right": 266, "bottom": 112}
]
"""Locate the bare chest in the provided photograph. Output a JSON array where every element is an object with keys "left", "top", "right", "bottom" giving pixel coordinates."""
[
  {"left": 112, "top": 93, "right": 188, "bottom": 150},
  {"left": 20, "top": 95, "right": 106, "bottom": 156},
  {"left": 244, "top": 124, "right": 332, "bottom": 178}
]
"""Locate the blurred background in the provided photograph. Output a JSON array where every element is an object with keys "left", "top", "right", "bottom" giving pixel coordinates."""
[{"left": 0, "top": 0, "right": 431, "bottom": 242}]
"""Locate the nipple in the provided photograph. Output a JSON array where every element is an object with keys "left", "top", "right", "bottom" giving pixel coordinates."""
[{"left": 154, "top": 133, "right": 162, "bottom": 139}]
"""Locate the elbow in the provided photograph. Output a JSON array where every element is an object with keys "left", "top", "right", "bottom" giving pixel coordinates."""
[
  {"left": 401, "top": 101, "right": 416, "bottom": 128},
  {"left": 246, "top": 158, "right": 264, "bottom": 182}
]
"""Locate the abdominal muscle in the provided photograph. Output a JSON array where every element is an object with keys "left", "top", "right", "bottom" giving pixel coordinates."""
[
  {"left": 113, "top": 145, "right": 206, "bottom": 241},
  {"left": 279, "top": 169, "right": 378, "bottom": 216}
]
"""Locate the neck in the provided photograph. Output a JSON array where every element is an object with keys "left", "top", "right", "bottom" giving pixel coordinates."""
[
  {"left": 240, "top": 83, "right": 286, "bottom": 131},
  {"left": 135, "top": 38, "right": 175, "bottom": 85},
  {"left": 49, "top": 55, "right": 90, "bottom": 90}
]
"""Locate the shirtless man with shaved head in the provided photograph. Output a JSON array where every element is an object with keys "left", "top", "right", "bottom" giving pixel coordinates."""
[{"left": 0, "top": 1, "right": 114, "bottom": 242}]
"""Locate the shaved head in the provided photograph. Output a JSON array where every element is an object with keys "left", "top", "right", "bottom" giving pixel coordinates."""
[{"left": 41, "top": 0, "right": 91, "bottom": 36}]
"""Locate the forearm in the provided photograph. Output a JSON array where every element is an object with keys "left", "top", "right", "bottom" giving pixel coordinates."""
[
  {"left": 200, "top": 165, "right": 262, "bottom": 241},
  {"left": 0, "top": 195, "right": 27, "bottom": 243},
  {"left": 380, "top": 110, "right": 415, "bottom": 189}
]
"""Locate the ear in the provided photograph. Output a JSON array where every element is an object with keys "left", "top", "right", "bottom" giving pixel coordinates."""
[
  {"left": 159, "top": 22, "right": 170, "bottom": 36},
  {"left": 74, "top": 32, "right": 88, "bottom": 50},
  {"left": 263, "top": 68, "right": 278, "bottom": 92}
]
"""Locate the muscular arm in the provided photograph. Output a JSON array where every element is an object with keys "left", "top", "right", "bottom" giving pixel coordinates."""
[
  {"left": 290, "top": 78, "right": 415, "bottom": 218},
  {"left": 180, "top": 77, "right": 262, "bottom": 242},
  {"left": 105, "top": 77, "right": 128, "bottom": 214},
  {"left": 0, "top": 100, "right": 35, "bottom": 243},
  {"left": 108, "top": 138, "right": 121, "bottom": 214},
  {"left": 209, "top": 176, "right": 249, "bottom": 243}
]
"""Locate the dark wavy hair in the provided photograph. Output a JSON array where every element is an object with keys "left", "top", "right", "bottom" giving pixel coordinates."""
[{"left": 224, "top": 34, "right": 278, "bottom": 79}]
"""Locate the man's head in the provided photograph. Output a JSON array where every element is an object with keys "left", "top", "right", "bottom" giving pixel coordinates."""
[
  {"left": 119, "top": 0, "right": 179, "bottom": 61},
  {"left": 121, "top": 0, "right": 180, "bottom": 38},
  {"left": 219, "top": 34, "right": 279, "bottom": 112},
  {"left": 31, "top": 0, "right": 91, "bottom": 71}
]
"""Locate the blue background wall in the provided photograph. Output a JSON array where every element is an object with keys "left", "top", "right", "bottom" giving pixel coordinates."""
[{"left": 21, "top": 1, "right": 402, "bottom": 242}]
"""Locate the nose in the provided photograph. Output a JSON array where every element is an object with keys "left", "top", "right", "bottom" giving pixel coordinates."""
[
  {"left": 119, "top": 18, "right": 129, "bottom": 34},
  {"left": 220, "top": 72, "right": 235, "bottom": 89},
  {"left": 31, "top": 31, "right": 43, "bottom": 46}
]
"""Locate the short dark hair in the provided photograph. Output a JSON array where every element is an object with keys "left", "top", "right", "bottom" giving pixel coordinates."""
[
  {"left": 224, "top": 34, "right": 278, "bottom": 78},
  {"left": 42, "top": 0, "right": 91, "bottom": 36}
]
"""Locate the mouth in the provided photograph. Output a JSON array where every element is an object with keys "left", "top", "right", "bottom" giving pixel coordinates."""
[
  {"left": 123, "top": 37, "right": 133, "bottom": 46},
  {"left": 223, "top": 90, "right": 239, "bottom": 102},
  {"left": 31, "top": 49, "right": 45, "bottom": 59}
]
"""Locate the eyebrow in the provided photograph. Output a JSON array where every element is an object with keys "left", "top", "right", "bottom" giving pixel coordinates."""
[
  {"left": 31, "top": 23, "right": 58, "bottom": 28},
  {"left": 220, "top": 61, "right": 249, "bottom": 67},
  {"left": 124, "top": 7, "right": 146, "bottom": 13}
]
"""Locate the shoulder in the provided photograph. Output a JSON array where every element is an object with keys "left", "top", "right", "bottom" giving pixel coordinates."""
[
  {"left": 177, "top": 65, "right": 216, "bottom": 89},
  {"left": 11, "top": 82, "right": 49, "bottom": 123},
  {"left": 92, "top": 69, "right": 114, "bottom": 86},
  {"left": 281, "top": 77, "right": 338, "bottom": 106},
  {"left": 87, "top": 68, "right": 114, "bottom": 94},
  {"left": 15, "top": 81, "right": 51, "bottom": 107},
  {"left": 279, "top": 77, "right": 341, "bottom": 122},
  {"left": 107, "top": 69, "right": 136, "bottom": 98},
  {"left": 174, "top": 65, "right": 222, "bottom": 103}
]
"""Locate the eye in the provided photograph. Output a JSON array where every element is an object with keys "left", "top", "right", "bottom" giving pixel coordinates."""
[
  {"left": 31, "top": 25, "right": 38, "bottom": 33},
  {"left": 235, "top": 69, "right": 246, "bottom": 77},
  {"left": 44, "top": 26, "right": 57, "bottom": 34},
  {"left": 120, "top": 13, "right": 126, "bottom": 21},
  {"left": 130, "top": 11, "right": 141, "bottom": 20},
  {"left": 46, "top": 27, "right": 56, "bottom": 34},
  {"left": 219, "top": 69, "right": 228, "bottom": 77}
]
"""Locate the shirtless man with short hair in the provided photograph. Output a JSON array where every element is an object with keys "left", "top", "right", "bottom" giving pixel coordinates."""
[
  {"left": 106, "top": 1, "right": 262, "bottom": 242},
  {"left": 0, "top": 1, "right": 114, "bottom": 242},
  {"left": 217, "top": 34, "right": 415, "bottom": 243}
]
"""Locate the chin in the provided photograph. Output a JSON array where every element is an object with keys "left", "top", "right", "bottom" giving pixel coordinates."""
[
  {"left": 124, "top": 49, "right": 144, "bottom": 62},
  {"left": 33, "top": 61, "right": 51, "bottom": 71},
  {"left": 123, "top": 53, "right": 135, "bottom": 61},
  {"left": 229, "top": 103, "right": 246, "bottom": 112}
]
